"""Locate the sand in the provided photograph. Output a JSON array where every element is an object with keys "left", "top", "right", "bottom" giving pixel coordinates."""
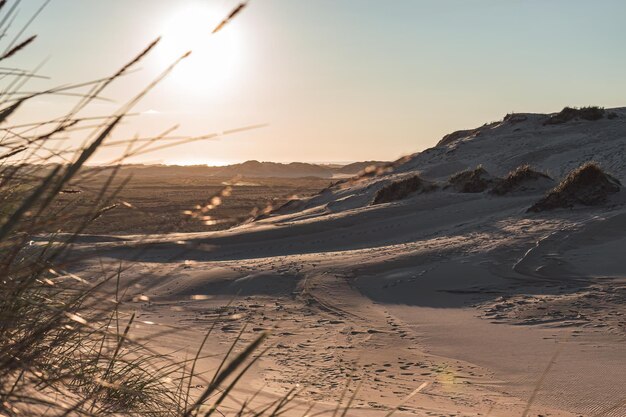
[{"left": 69, "top": 108, "right": 626, "bottom": 416}]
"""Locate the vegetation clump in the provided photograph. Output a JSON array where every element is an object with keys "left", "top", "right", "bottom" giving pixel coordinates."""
[
  {"left": 503, "top": 113, "right": 528, "bottom": 124},
  {"left": 448, "top": 165, "right": 498, "bottom": 193},
  {"left": 544, "top": 106, "right": 605, "bottom": 125},
  {"left": 372, "top": 175, "right": 437, "bottom": 205},
  {"left": 490, "top": 164, "right": 552, "bottom": 195},
  {"left": 528, "top": 162, "right": 621, "bottom": 212}
]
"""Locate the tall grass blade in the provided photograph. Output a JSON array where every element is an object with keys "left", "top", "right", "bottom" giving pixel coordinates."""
[{"left": 184, "top": 333, "right": 268, "bottom": 417}]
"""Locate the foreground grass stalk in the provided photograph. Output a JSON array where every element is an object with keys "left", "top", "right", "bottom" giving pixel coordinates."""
[{"left": 0, "top": 3, "right": 286, "bottom": 416}]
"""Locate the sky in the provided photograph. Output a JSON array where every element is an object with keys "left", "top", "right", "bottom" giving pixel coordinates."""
[{"left": 7, "top": 0, "right": 626, "bottom": 165}]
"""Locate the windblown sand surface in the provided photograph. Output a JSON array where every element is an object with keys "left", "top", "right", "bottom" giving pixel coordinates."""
[{"left": 71, "top": 109, "right": 626, "bottom": 416}]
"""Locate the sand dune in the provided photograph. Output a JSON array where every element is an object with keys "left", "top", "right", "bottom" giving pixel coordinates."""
[{"left": 73, "top": 108, "right": 626, "bottom": 416}]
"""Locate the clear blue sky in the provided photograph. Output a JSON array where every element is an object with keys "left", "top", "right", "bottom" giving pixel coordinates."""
[{"left": 9, "top": 0, "right": 626, "bottom": 165}]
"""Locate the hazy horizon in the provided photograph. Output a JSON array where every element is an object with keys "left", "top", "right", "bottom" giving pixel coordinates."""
[
  {"left": 83, "top": 159, "right": 382, "bottom": 167},
  {"left": 11, "top": 0, "right": 626, "bottom": 166}
]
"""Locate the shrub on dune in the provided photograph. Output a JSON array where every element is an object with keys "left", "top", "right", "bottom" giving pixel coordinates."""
[
  {"left": 503, "top": 113, "right": 528, "bottom": 124},
  {"left": 372, "top": 175, "right": 437, "bottom": 205},
  {"left": 447, "top": 165, "right": 498, "bottom": 193},
  {"left": 490, "top": 164, "right": 552, "bottom": 196},
  {"left": 544, "top": 106, "right": 606, "bottom": 125},
  {"left": 528, "top": 162, "right": 621, "bottom": 212}
]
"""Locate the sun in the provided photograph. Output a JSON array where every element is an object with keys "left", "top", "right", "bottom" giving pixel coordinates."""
[{"left": 158, "top": 3, "right": 243, "bottom": 95}]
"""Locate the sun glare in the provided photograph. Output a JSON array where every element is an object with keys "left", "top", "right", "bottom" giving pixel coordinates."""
[{"left": 158, "top": 4, "right": 243, "bottom": 94}]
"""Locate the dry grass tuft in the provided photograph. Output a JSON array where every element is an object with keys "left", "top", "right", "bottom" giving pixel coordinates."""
[
  {"left": 447, "top": 165, "right": 497, "bottom": 193},
  {"left": 528, "top": 162, "right": 621, "bottom": 212},
  {"left": 503, "top": 113, "right": 528, "bottom": 124},
  {"left": 544, "top": 106, "right": 605, "bottom": 125},
  {"left": 490, "top": 164, "right": 552, "bottom": 196},
  {"left": 372, "top": 175, "right": 437, "bottom": 205}
]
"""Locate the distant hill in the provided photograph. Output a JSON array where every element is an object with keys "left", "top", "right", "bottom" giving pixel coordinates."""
[
  {"left": 98, "top": 160, "right": 388, "bottom": 179},
  {"left": 211, "top": 160, "right": 334, "bottom": 178},
  {"left": 336, "top": 161, "right": 384, "bottom": 175}
]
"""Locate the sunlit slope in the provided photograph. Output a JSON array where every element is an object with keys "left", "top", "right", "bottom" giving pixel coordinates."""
[{"left": 271, "top": 108, "right": 625, "bottom": 221}]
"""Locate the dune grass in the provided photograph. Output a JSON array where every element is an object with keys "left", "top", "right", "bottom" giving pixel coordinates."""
[
  {"left": 447, "top": 165, "right": 496, "bottom": 193},
  {"left": 0, "top": 3, "right": 298, "bottom": 416},
  {"left": 528, "top": 162, "right": 621, "bottom": 212},
  {"left": 490, "top": 164, "right": 551, "bottom": 196},
  {"left": 544, "top": 106, "right": 605, "bottom": 125},
  {"left": 372, "top": 175, "right": 437, "bottom": 205}
]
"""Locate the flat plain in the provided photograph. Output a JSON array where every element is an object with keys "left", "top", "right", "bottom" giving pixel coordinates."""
[{"left": 52, "top": 169, "right": 331, "bottom": 234}]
